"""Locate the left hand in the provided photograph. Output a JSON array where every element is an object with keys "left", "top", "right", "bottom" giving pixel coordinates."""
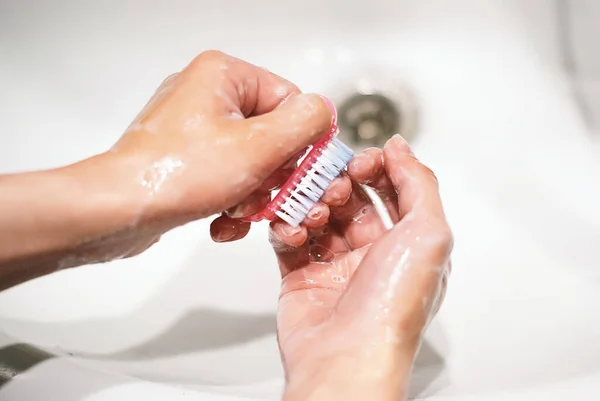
[{"left": 216, "top": 135, "right": 453, "bottom": 400}]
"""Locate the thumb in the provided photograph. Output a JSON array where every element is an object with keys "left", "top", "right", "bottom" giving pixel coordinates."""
[{"left": 229, "top": 93, "right": 334, "bottom": 179}]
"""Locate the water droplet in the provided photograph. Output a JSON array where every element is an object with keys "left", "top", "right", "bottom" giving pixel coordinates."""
[
  {"left": 274, "top": 84, "right": 288, "bottom": 98},
  {"left": 384, "top": 326, "right": 401, "bottom": 344},
  {"left": 351, "top": 207, "right": 369, "bottom": 223},
  {"left": 309, "top": 244, "right": 335, "bottom": 263},
  {"left": 140, "top": 157, "right": 183, "bottom": 193}
]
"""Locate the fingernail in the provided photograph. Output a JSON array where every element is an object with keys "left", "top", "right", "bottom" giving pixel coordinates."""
[
  {"left": 387, "top": 134, "right": 414, "bottom": 155},
  {"left": 350, "top": 153, "right": 374, "bottom": 174},
  {"left": 350, "top": 153, "right": 365, "bottom": 170},
  {"left": 282, "top": 224, "right": 301, "bottom": 236},
  {"left": 226, "top": 204, "right": 246, "bottom": 219},
  {"left": 308, "top": 209, "right": 322, "bottom": 220},
  {"left": 277, "top": 92, "right": 296, "bottom": 107},
  {"left": 214, "top": 225, "right": 237, "bottom": 242},
  {"left": 319, "top": 95, "right": 337, "bottom": 125}
]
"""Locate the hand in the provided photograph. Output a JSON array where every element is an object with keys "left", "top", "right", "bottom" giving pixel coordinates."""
[
  {"left": 0, "top": 51, "right": 332, "bottom": 289},
  {"left": 112, "top": 50, "right": 332, "bottom": 227},
  {"left": 268, "top": 136, "right": 453, "bottom": 401}
]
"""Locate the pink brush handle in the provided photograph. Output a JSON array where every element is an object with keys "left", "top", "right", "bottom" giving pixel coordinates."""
[{"left": 241, "top": 95, "right": 338, "bottom": 223}]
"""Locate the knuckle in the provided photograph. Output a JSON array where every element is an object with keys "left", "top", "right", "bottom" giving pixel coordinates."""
[
  {"left": 280, "top": 80, "right": 300, "bottom": 97},
  {"left": 417, "top": 160, "right": 439, "bottom": 186},
  {"left": 268, "top": 229, "right": 297, "bottom": 253},
  {"left": 312, "top": 95, "right": 335, "bottom": 127},
  {"left": 426, "top": 219, "right": 454, "bottom": 261},
  {"left": 286, "top": 94, "right": 331, "bottom": 133},
  {"left": 365, "top": 147, "right": 384, "bottom": 157},
  {"left": 198, "top": 49, "right": 227, "bottom": 61},
  {"left": 298, "top": 93, "right": 323, "bottom": 114},
  {"left": 161, "top": 72, "right": 178, "bottom": 84},
  {"left": 156, "top": 73, "right": 179, "bottom": 91},
  {"left": 189, "top": 50, "right": 228, "bottom": 70},
  {"left": 396, "top": 301, "right": 429, "bottom": 338}
]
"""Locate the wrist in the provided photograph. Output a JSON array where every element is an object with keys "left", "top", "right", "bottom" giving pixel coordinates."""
[
  {"left": 0, "top": 152, "right": 156, "bottom": 289},
  {"left": 61, "top": 152, "right": 149, "bottom": 236},
  {"left": 0, "top": 151, "right": 159, "bottom": 262},
  {"left": 73, "top": 151, "right": 189, "bottom": 232},
  {"left": 283, "top": 349, "right": 414, "bottom": 401},
  {"left": 105, "top": 146, "right": 206, "bottom": 226}
]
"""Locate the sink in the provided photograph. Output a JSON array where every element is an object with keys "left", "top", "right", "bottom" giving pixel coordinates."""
[{"left": 1, "top": 0, "right": 600, "bottom": 400}]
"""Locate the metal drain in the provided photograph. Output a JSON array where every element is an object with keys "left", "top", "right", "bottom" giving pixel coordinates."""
[
  {"left": 338, "top": 93, "right": 400, "bottom": 148},
  {"left": 329, "top": 76, "right": 419, "bottom": 150}
]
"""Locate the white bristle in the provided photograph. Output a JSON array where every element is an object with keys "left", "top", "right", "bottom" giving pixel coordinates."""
[
  {"left": 281, "top": 200, "right": 305, "bottom": 220},
  {"left": 314, "top": 161, "right": 334, "bottom": 180},
  {"left": 287, "top": 197, "right": 309, "bottom": 214},
  {"left": 277, "top": 138, "right": 354, "bottom": 227},
  {"left": 298, "top": 177, "right": 323, "bottom": 201},
  {"left": 306, "top": 169, "right": 330, "bottom": 190},
  {"left": 292, "top": 189, "right": 313, "bottom": 209},
  {"left": 275, "top": 210, "right": 297, "bottom": 226},
  {"left": 321, "top": 149, "right": 346, "bottom": 168}
]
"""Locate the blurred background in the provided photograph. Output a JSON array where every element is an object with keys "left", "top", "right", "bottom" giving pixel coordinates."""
[
  {"left": 0, "top": 1, "right": 599, "bottom": 401},
  {"left": 1, "top": 0, "right": 600, "bottom": 167}
]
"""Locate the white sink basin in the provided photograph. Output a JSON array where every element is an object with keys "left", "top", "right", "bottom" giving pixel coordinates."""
[{"left": 1, "top": 1, "right": 600, "bottom": 400}]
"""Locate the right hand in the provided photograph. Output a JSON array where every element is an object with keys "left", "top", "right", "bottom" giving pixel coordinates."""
[
  {"left": 112, "top": 50, "right": 332, "bottom": 229},
  {"left": 0, "top": 51, "right": 334, "bottom": 291}
]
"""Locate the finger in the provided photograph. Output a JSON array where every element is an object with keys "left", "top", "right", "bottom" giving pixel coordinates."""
[
  {"left": 271, "top": 220, "right": 309, "bottom": 248},
  {"left": 347, "top": 148, "right": 381, "bottom": 183},
  {"left": 348, "top": 147, "right": 399, "bottom": 222},
  {"left": 269, "top": 220, "right": 309, "bottom": 276},
  {"left": 210, "top": 214, "right": 251, "bottom": 243},
  {"left": 303, "top": 202, "right": 330, "bottom": 228},
  {"left": 337, "top": 219, "right": 452, "bottom": 345},
  {"left": 329, "top": 181, "right": 387, "bottom": 250},
  {"left": 257, "top": 149, "right": 304, "bottom": 192},
  {"left": 270, "top": 221, "right": 349, "bottom": 278},
  {"left": 306, "top": 227, "right": 349, "bottom": 264},
  {"left": 277, "top": 230, "right": 359, "bottom": 315},
  {"left": 225, "top": 191, "right": 271, "bottom": 219},
  {"left": 183, "top": 50, "right": 301, "bottom": 117},
  {"left": 228, "top": 93, "right": 332, "bottom": 180},
  {"left": 257, "top": 168, "right": 295, "bottom": 192},
  {"left": 320, "top": 174, "right": 352, "bottom": 207},
  {"left": 227, "top": 150, "right": 305, "bottom": 220},
  {"left": 155, "top": 73, "right": 179, "bottom": 94},
  {"left": 384, "top": 134, "right": 446, "bottom": 219},
  {"left": 336, "top": 135, "right": 453, "bottom": 343}
]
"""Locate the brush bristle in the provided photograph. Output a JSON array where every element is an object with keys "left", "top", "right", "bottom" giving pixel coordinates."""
[{"left": 275, "top": 138, "right": 354, "bottom": 227}]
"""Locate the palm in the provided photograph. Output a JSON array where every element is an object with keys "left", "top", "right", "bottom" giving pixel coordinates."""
[
  {"left": 270, "top": 178, "right": 390, "bottom": 374},
  {"left": 277, "top": 245, "right": 369, "bottom": 372},
  {"left": 266, "top": 141, "right": 453, "bottom": 380}
]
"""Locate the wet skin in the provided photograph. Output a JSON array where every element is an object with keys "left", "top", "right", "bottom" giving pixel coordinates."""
[{"left": 0, "top": 51, "right": 452, "bottom": 401}]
